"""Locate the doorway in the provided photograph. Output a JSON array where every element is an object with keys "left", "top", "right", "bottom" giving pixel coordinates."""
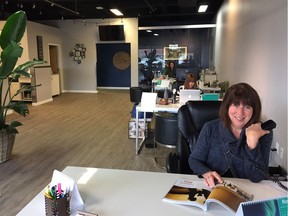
[{"left": 49, "top": 44, "right": 61, "bottom": 95}]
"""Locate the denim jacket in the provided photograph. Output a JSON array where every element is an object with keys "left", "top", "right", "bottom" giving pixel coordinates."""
[{"left": 189, "top": 119, "right": 273, "bottom": 182}]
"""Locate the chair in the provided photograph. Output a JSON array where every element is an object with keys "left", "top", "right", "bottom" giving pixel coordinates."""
[
  {"left": 154, "top": 112, "right": 178, "bottom": 168},
  {"left": 166, "top": 100, "right": 222, "bottom": 174},
  {"left": 130, "top": 87, "right": 143, "bottom": 103}
]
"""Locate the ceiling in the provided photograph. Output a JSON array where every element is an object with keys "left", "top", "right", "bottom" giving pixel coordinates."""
[{"left": 1, "top": 0, "right": 224, "bottom": 26}]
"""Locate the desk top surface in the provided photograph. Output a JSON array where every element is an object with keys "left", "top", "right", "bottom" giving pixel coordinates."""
[
  {"left": 17, "top": 166, "right": 287, "bottom": 216},
  {"left": 136, "top": 103, "right": 181, "bottom": 112}
]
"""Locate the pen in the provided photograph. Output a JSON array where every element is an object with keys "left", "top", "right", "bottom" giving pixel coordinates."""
[{"left": 57, "top": 183, "right": 62, "bottom": 197}]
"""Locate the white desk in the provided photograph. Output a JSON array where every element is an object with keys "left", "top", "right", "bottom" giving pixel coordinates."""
[
  {"left": 17, "top": 166, "right": 287, "bottom": 216},
  {"left": 135, "top": 103, "right": 181, "bottom": 154}
]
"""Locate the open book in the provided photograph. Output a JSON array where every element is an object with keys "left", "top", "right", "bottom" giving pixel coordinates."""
[{"left": 163, "top": 178, "right": 254, "bottom": 213}]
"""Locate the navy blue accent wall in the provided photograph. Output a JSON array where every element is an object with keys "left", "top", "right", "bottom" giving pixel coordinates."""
[{"left": 96, "top": 43, "right": 131, "bottom": 87}]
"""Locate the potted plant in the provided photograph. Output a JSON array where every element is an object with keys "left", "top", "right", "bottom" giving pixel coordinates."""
[{"left": 0, "top": 11, "right": 46, "bottom": 163}]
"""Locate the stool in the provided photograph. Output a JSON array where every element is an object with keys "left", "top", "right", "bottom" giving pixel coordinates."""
[{"left": 154, "top": 112, "right": 178, "bottom": 169}]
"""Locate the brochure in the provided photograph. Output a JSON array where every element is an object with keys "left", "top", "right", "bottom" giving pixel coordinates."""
[{"left": 163, "top": 178, "right": 254, "bottom": 213}]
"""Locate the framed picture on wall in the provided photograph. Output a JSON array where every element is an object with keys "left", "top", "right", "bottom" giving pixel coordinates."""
[{"left": 164, "top": 46, "right": 187, "bottom": 60}]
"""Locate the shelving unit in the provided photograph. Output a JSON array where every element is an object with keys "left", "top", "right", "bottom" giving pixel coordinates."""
[
  {"left": 9, "top": 67, "right": 60, "bottom": 105},
  {"left": 10, "top": 77, "right": 32, "bottom": 101}
]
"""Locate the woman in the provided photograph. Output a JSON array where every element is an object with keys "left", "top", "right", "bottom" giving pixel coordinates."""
[
  {"left": 189, "top": 83, "right": 272, "bottom": 188},
  {"left": 163, "top": 61, "right": 176, "bottom": 78},
  {"left": 184, "top": 73, "right": 198, "bottom": 89}
]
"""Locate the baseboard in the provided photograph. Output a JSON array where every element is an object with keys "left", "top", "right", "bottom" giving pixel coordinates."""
[
  {"left": 97, "top": 87, "right": 129, "bottom": 90},
  {"left": 32, "top": 98, "right": 53, "bottom": 106},
  {"left": 62, "top": 90, "right": 99, "bottom": 93}
]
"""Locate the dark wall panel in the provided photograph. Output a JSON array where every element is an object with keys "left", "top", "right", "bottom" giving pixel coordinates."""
[{"left": 96, "top": 43, "right": 131, "bottom": 87}]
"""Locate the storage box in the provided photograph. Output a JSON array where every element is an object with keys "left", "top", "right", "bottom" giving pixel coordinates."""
[
  {"left": 202, "top": 93, "right": 219, "bottom": 101},
  {"left": 128, "top": 118, "right": 151, "bottom": 139}
]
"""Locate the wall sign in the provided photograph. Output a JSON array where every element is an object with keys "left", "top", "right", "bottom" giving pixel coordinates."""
[
  {"left": 36, "top": 35, "right": 44, "bottom": 60},
  {"left": 113, "top": 51, "right": 130, "bottom": 70}
]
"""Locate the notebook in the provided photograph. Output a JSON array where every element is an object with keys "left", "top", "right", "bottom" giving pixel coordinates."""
[
  {"left": 154, "top": 79, "right": 171, "bottom": 91},
  {"left": 179, "top": 89, "right": 201, "bottom": 104},
  {"left": 159, "top": 80, "right": 171, "bottom": 88}
]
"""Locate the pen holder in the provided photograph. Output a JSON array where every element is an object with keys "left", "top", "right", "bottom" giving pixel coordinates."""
[{"left": 45, "top": 196, "right": 70, "bottom": 216}]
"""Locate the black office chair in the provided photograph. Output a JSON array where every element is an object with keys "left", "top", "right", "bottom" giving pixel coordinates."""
[
  {"left": 130, "top": 87, "right": 143, "bottom": 103},
  {"left": 166, "top": 100, "right": 222, "bottom": 174}
]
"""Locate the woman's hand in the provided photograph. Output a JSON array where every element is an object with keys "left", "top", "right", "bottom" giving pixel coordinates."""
[
  {"left": 245, "top": 123, "right": 270, "bottom": 149},
  {"left": 202, "top": 171, "right": 223, "bottom": 188}
]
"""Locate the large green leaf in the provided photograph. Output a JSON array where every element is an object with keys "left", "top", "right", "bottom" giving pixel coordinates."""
[
  {"left": 0, "top": 43, "right": 23, "bottom": 78},
  {"left": 6, "top": 101, "right": 29, "bottom": 117},
  {"left": 0, "top": 11, "right": 26, "bottom": 50},
  {"left": 14, "top": 59, "right": 47, "bottom": 72},
  {"left": 10, "top": 59, "right": 47, "bottom": 80},
  {"left": 5, "top": 121, "right": 22, "bottom": 133}
]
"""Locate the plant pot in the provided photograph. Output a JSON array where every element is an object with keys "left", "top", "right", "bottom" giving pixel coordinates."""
[{"left": 0, "top": 130, "right": 16, "bottom": 163}]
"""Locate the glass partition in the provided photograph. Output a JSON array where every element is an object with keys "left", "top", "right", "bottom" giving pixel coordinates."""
[{"left": 138, "top": 27, "right": 215, "bottom": 90}]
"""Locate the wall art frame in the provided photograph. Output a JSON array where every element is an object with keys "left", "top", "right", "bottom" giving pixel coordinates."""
[{"left": 163, "top": 46, "right": 187, "bottom": 60}]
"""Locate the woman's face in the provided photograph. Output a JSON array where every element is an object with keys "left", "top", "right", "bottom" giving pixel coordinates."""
[
  {"left": 188, "top": 81, "right": 194, "bottom": 88},
  {"left": 228, "top": 102, "right": 253, "bottom": 130}
]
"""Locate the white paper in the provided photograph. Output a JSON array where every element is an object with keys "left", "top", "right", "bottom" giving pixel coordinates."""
[{"left": 141, "top": 92, "right": 157, "bottom": 108}]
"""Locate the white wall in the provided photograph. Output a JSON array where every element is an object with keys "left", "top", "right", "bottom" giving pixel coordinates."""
[
  {"left": 214, "top": 0, "right": 287, "bottom": 171},
  {"left": 26, "top": 22, "right": 61, "bottom": 65},
  {"left": 53, "top": 18, "right": 138, "bottom": 93}
]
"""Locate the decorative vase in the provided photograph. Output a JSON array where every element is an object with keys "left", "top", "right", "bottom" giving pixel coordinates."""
[{"left": 0, "top": 130, "right": 16, "bottom": 163}]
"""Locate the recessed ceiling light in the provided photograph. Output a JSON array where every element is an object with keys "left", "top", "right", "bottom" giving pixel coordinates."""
[
  {"left": 146, "top": 30, "right": 152, "bottom": 32},
  {"left": 154, "top": 33, "right": 159, "bottom": 36},
  {"left": 96, "top": 6, "right": 103, "bottom": 10},
  {"left": 198, "top": 4, "right": 208, "bottom": 13},
  {"left": 110, "top": 9, "right": 123, "bottom": 16}
]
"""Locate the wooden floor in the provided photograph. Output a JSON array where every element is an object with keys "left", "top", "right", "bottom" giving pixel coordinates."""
[{"left": 0, "top": 90, "right": 168, "bottom": 215}]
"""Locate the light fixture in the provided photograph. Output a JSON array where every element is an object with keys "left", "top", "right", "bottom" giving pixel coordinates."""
[
  {"left": 110, "top": 9, "right": 123, "bottom": 16},
  {"left": 32, "top": 3, "right": 36, "bottom": 9},
  {"left": 146, "top": 30, "right": 152, "bottom": 33},
  {"left": 96, "top": 6, "right": 104, "bottom": 10},
  {"left": 154, "top": 33, "right": 159, "bottom": 36},
  {"left": 44, "top": 0, "right": 80, "bottom": 16},
  {"left": 198, "top": 4, "right": 208, "bottom": 13}
]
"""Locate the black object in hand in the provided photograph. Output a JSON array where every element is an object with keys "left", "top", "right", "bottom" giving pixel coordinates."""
[{"left": 261, "top": 120, "right": 276, "bottom": 130}]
